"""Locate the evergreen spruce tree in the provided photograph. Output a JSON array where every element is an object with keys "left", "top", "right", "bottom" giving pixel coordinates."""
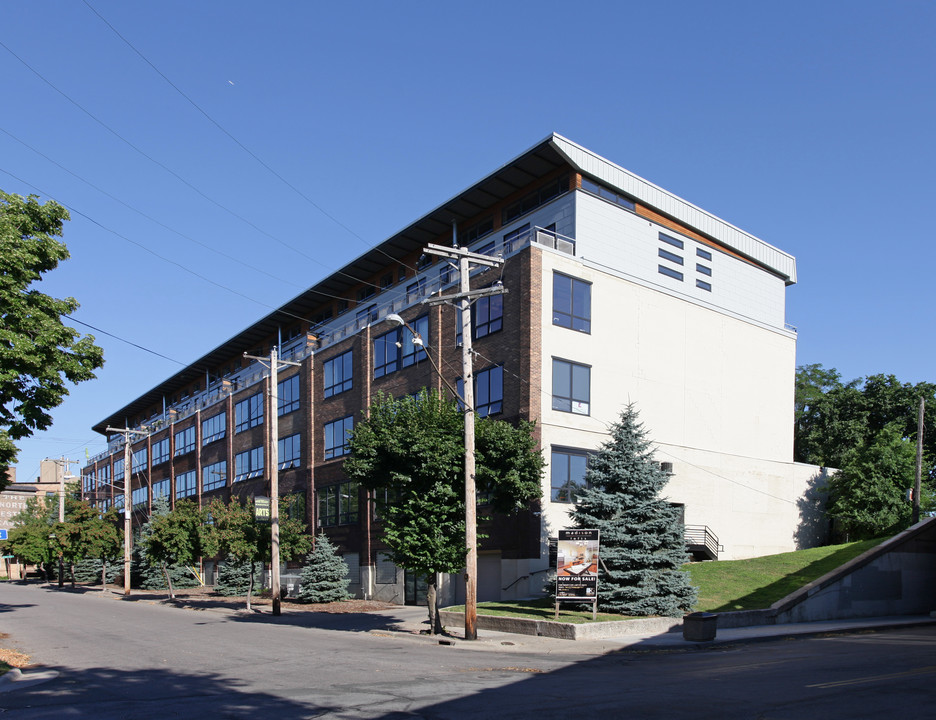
[
  {"left": 296, "top": 533, "right": 351, "bottom": 603},
  {"left": 214, "top": 556, "right": 260, "bottom": 596},
  {"left": 136, "top": 496, "right": 199, "bottom": 591},
  {"left": 571, "top": 404, "right": 697, "bottom": 617},
  {"left": 73, "top": 558, "right": 119, "bottom": 584}
]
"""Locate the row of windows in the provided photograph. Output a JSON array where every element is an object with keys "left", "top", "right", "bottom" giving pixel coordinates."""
[
  {"left": 374, "top": 315, "right": 429, "bottom": 379},
  {"left": 657, "top": 232, "right": 715, "bottom": 291}
]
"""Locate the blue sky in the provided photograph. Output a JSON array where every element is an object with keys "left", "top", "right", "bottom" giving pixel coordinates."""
[{"left": 4, "top": 1, "right": 935, "bottom": 482}]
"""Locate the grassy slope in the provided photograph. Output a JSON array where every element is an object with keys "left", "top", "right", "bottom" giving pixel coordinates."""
[
  {"left": 686, "top": 538, "right": 882, "bottom": 612},
  {"left": 448, "top": 538, "right": 883, "bottom": 622}
]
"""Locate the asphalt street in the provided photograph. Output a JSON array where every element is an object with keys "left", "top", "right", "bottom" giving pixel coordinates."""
[{"left": 2, "top": 582, "right": 936, "bottom": 719}]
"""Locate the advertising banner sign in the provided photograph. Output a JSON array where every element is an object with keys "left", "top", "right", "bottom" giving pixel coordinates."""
[
  {"left": 254, "top": 496, "right": 271, "bottom": 523},
  {"left": 556, "top": 529, "right": 600, "bottom": 600}
]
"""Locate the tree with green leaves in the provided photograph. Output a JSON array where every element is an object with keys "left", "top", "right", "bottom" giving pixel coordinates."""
[
  {"left": 296, "top": 533, "right": 351, "bottom": 603},
  {"left": 3, "top": 495, "right": 58, "bottom": 580},
  {"left": 344, "top": 389, "right": 544, "bottom": 634},
  {"left": 825, "top": 424, "right": 921, "bottom": 541},
  {"left": 142, "top": 497, "right": 206, "bottom": 599},
  {"left": 0, "top": 191, "right": 105, "bottom": 487},
  {"left": 571, "top": 404, "right": 696, "bottom": 617},
  {"left": 50, "top": 499, "right": 122, "bottom": 589},
  {"left": 203, "top": 495, "right": 311, "bottom": 611}
]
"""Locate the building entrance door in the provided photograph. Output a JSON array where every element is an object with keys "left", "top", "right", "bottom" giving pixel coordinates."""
[{"left": 404, "top": 571, "right": 427, "bottom": 606}]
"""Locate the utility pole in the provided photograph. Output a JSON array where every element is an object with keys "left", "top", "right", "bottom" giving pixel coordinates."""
[
  {"left": 913, "top": 397, "right": 925, "bottom": 525},
  {"left": 424, "top": 241, "right": 504, "bottom": 640},
  {"left": 244, "top": 347, "right": 300, "bottom": 616},
  {"left": 53, "top": 457, "right": 78, "bottom": 588},
  {"left": 106, "top": 426, "right": 149, "bottom": 597}
]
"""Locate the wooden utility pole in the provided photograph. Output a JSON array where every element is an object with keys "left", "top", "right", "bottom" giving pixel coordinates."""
[
  {"left": 244, "top": 347, "right": 300, "bottom": 616},
  {"left": 424, "top": 242, "right": 505, "bottom": 640},
  {"left": 913, "top": 397, "right": 924, "bottom": 525},
  {"left": 106, "top": 426, "right": 149, "bottom": 596}
]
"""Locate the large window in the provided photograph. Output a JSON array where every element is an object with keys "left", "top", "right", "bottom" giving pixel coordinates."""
[
  {"left": 235, "top": 393, "right": 264, "bottom": 433},
  {"left": 553, "top": 273, "right": 591, "bottom": 333},
  {"left": 175, "top": 470, "right": 197, "bottom": 499},
  {"left": 373, "top": 315, "right": 428, "bottom": 378},
  {"left": 278, "top": 375, "right": 300, "bottom": 416},
  {"left": 202, "top": 412, "right": 226, "bottom": 445},
  {"left": 323, "top": 350, "right": 353, "bottom": 398},
  {"left": 174, "top": 426, "right": 196, "bottom": 456},
  {"left": 324, "top": 416, "right": 354, "bottom": 460},
  {"left": 474, "top": 295, "right": 503, "bottom": 339},
  {"left": 114, "top": 458, "right": 125, "bottom": 482},
  {"left": 132, "top": 486, "right": 149, "bottom": 509},
  {"left": 581, "top": 177, "right": 636, "bottom": 212},
  {"left": 551, "top": 448, "right": 590, "bottom": 503},
  {"left": 279, "top": 433, "right": 301, "bottom": 470},
  {"left": 152, "top": 478, "right": 170, "bottom": 500},
  {"left": 203, "top": 460, "right": 227, "bottom": 492},
  {"left": 152, "top": 438, "right": 170, "bottom": 466},
  {"left": 132, "top": 447, "right": 148, "bottom": 473},
  {"left": 552, "top": 358, "right": 590, "bottom": 415},
  {"left": 235, "top": 447, "right": 264, "bottom": 482},
  {"left": 475, "top": 365, "right": 503, "bottom": 417},
  {"left": 318, "top": 480, "right": 359, "bottom": 527}
]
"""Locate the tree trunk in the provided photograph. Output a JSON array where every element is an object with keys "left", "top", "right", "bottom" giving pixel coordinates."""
[
  {"left": 426, "top": 574, "right": 444, "bottom": 635},
  {"left": 246, "top": 562, "right": 254, "bottom": 612},
  {"left": 162, "top": 561, "right": 175, "bottom": 599},
  {"left": 101, "top": 560, "right": 108, "bottom": 592},
  {"left": 70, "top": 561, "right": 76, "bottom": 588}
]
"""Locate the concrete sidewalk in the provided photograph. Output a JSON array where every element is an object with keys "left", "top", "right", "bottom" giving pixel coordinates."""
[{"left": 370, "top": 606, "right": 936, "bottom": 655}]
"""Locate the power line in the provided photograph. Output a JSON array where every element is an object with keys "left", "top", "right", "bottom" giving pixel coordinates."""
[
  {"left": 64, "top": 315, "right": 187, "bottom": 366},
  {"left": 80, "top": 3, "right": 421, "bottom": 281}
]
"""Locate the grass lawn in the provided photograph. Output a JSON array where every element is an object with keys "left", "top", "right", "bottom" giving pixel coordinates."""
[{"left": 445, "top": 538, "right": 883, "bottom": 623}]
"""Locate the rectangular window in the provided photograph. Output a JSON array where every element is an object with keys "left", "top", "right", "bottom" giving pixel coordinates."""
[
  {"left": 318, "top": 480, "right": 359, "bottom": 527},
  {"left": 83, "top": 472, "right": 95, "bottom": 494},
  {"left": 202, "top": 412, "right": 226, "bottom": 445},
  {"left": 203, "top": 460, "right": 227, "bottom": 492},
  {"left": 174, "top": 426, "right": 196, "bottom": 456},
  {"left": 235, "top": 393, "right": 264, "bottom": 433},
  {"left": 697, "top": 247, "right": 712, "bottom": 261},
  {"left": 344, "top": 552, "right": 361, "bottom": 584},
  {"left": 406, "top": 277, "right": 427, "bottom": 303},
  {"left": 658, "top": 248, "right": 683, "bottom": 265},
  {"left": 324, "top": 416, "right": 354, "bottom": 460},
  {"left": 132, "top": 447, "right": 148, "bottom": 473},
  {"left": 502, "top": 223, "right": 530, "bottom": 252},
  {"left": 696, "top": 263, "right": 712, "bottom": 276},
  {"left": 152, "top": 438, "right": 170, "bottom": 466},
  {"left": 235, "top": 447, "right": 264, "bottom": 482},
  {"left": 374, "top": 315, "right": 428, "bottom": 378},
  {"left": 581, "top": 177, "right": 636, "bottom": 211},
  {"left": 551, "top": 448, "right": 590, "bottom": 503},
  {"left": 152, "top": 478, "right": 170, "bottom": 500},
  {"left": 278, "top": 375, "right": 300, "bottom": 416},
  {"left": 376, "top": 552, "right": 397, "bottom": 584},
  {"left": 475, "top": 365, "right": 503, "bottom": 417},
  {"left": 279, "top": 433, "right": 301, "bottom": 470},
  {"left": 356, "top": 304, "right": 377, "bottom": 327},
  {"left": 114, "top": 458, "right": 125, "bottom": 482},
  {"left": 660, "top": 232, "right": 685, "bottom": 249},
  {"left": 553, "top": 273, "right": 591, "bottom": 333},
  {"left": 696, "top": 279, "right": 712, "bottom": 292},
  {"left": 552, "top": 358, "right": 591, "bottom": 415},
  {"left": 658, "top": 265, "right": 684, "bottom": 281},
  {"left": 132, "top": 486, "right": 148, "bottom": 509},
  {"left": 323, "top": 350, "right": 353, "bottom": 398},
  {"left": 502, "top": 176, "right": 568, "bottom": 224},
  {"left": 175, "top": 470, "right": 197, "bottom": 499},
  {"left": 474, "top": 295, "right": 503, "bottom": 339}
]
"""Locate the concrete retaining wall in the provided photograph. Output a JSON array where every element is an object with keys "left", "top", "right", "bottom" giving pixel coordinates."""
[{"left": 438, "top": 610, "right": 680, "bottom": 640}]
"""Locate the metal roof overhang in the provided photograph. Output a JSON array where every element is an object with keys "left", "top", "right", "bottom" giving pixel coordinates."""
[{"left": 91, "top": 136, "right": 570, "bottom": 436}]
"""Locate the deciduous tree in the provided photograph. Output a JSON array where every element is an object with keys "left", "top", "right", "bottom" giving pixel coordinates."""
[
  {"left": 143, "top": 497, "right": 206, "bottom": 599},
  {"left": 0, "top": 191, "right": 104, "bottom": 485},
  {"left": 344, "top": 389, "right": 543, "bottom": 633}
]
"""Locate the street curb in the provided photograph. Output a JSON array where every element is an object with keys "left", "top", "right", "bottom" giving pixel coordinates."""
[{"left": 0, "top": 667, "right": 60, "bottom": 694}]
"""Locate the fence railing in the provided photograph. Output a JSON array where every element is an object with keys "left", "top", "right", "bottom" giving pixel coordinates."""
[{"left": 684, "top": 525, "right": 719, "bottom": 560}]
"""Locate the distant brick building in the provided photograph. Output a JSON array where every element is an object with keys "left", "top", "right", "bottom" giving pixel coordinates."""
[{"left": 82, "top": 135, "right": 825, "bottom": 604}]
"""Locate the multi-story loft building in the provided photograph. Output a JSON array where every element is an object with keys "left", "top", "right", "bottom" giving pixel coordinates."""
[{"left": 82, "top": 134, "right": 826, "bottom": 604}]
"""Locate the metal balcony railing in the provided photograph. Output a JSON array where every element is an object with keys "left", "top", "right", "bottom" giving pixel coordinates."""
[{"left": 685, "top": 525, "right": 719, "bottom": 561}]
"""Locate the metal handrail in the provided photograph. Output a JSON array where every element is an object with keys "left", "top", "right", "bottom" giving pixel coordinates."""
[{"left": 685, "top": 525, "right": 719, "bottom": 559}]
